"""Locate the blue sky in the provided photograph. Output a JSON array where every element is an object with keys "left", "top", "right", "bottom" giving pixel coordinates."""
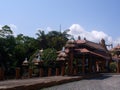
[{"left": 0, "top": 0, "right": 120, "bottom": 46}]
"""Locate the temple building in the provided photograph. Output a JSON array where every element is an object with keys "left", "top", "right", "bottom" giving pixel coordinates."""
[
  {"left": 57, "top": 36, "right": 111, "bottom": 75},
  {"left": 110, "top": 44, "right": 120, "bottom": 73}
]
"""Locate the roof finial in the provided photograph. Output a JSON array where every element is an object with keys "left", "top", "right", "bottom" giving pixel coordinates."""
[
  {"left": 62, "top": 47, "right": 65, "bottom": 52},
  {"left": 84, "top": 37, "right": 86, "bottom": 40},
  {"left": 78, "top": 36, "right": 81, "bottom": 40},
  {"left": 101, "top": 38, "right": 105, "bottom": 45}
]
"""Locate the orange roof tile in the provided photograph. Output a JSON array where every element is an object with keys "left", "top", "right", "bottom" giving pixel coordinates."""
[
  {"left": 75, "top": 48, "right": 110, "bottom": 59},
  {"left": 76, "top": 39, "right": 106, "bottom": 51}
]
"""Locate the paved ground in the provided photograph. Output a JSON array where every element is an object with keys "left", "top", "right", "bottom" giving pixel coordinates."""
[
  {"left": 0, "top": 76, "right": 84, "bottom": 90},
  {"left": 0, "top": 74, "right": 100, "bottom": 90},
  {"left": 42, "top": 74, "right": 120, "bottom": 90}
]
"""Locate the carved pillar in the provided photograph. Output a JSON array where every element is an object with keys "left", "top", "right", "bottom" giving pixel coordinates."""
[
  {"left": 119, "top": 62, "right": 120, "bottom": 73},
  {"left": 28, "top": 68, "right": 32, "bottom": 78},
  {"left": 117, "top": 61, "right": 120, "bottom": 73},
  {"left": 89, "top": 55, "right": 92, "bottom": 73},
  {"left": 73, "top": 67, "right": 77, "bottom": 75},
  {"left": 61, "top": 63, "right": 65, "bottom": 76},
  {"left": 56, "top": 68, "right": 59, "bottom": 76},
  {"left": 0, "top": 68, "right": 4, "bottom": 80},
  {"left": 16, "top": 67, "right": 20, "bottom": 79},
  {"left": 39, "top": 68, "right": 44, "bottom": 77},
  {"left": 68, "top": 52, "right": 73, "bottom": 75},
  {"left": 96, "top": 61, "right": 99, "bottom": 72},
  {"left": 61, "top": 61, "right": 65, "bottom": 76},
  {"left": 82, "top": 54, "right": 85, "bottom": 74},
  {"left": 48, "top": 68, "right": 52, "bottom": 76},
  {"left": 76, "top": 59, "right": 78, "bottom": 74}
]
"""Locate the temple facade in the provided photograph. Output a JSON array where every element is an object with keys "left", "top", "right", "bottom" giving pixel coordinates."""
[
  {"left": 57, "top": 36, "right": 111, "bottom": 75},
  {"left": 110, "top": 44, "right": 120, "bottom": 73}
]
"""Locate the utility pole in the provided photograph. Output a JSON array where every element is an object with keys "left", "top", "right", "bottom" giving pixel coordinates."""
[{"left": 60, "top": 24, "right": 61, "bottom": 33}]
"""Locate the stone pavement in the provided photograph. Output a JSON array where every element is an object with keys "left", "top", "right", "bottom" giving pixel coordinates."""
[
  {"left": 0, "top": 74, "right": 101, "bottom": 90},
  {"left": 42, "top": 73, "right": 120, "bottom": 90}
]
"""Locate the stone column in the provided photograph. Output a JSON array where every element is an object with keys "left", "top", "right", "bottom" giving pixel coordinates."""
[
  {"left": 89, "top": 55, "right": 92, "bottom": 73},
  {"left": 61, "top": 64, "right": 65, "bottom": 76},
  {"left": 48, "top": 68, "right": 52, "bottom": 76},
  {"left": 0, "top": 68, "right": 4, "bottom": 80},
  {"left": 95, "top": 61, "right": 97, "bottom": 73},
  {"left": 119, "top": 62, "right": 120, "bottom": 73},
  {"left": 56, "top": 68, "right": 59, "bottom": 76},
  {"left": 82, "top": 55, "right": 85, "bottom": 74},
  {"left": 117, "top": 61, "right": 120, "bottom": 73},
  {"left": 28, "top": 68, "right": 32, "bottom": 78},
  {"left": 68, "top": 52, "right": 73, "bottom": 75},
  {"left": 73, "top": 67, "right": 77, "bottom": 75},
  {"left": 16, "top": 67, "right": 20, "bottom": 79},
  {"left": 96, "top": 61, "right": 99, "bottom": 72},
  {"left": 39, "top": 68, "right": 44, "bottom": 77}
]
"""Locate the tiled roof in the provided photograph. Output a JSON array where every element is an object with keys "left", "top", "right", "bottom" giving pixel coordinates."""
[
  {"left": 75, "top": 48, "right": 110, "bottom": 59},
  {"left": 58, "top": 52, "right": 67, "bottom": 57},
  {"left": 76, "top": 40, "right": 86, "bottom": 44},
  {"left": 110, "top": 44, "right": 120, "bottom": 51},
  {"left": 56, "top": 57, "right": 66, "bottom": 61},
  {"left": 75, "top": 48, "right": 89, "bottom": 53},
  {"left": 76, "top": 40, "right": 106, "bottom": 51}
]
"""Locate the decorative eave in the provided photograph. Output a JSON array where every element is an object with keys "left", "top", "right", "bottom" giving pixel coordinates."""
[{"left": 75, "top": 48, "right": 110, "bottom": 60}]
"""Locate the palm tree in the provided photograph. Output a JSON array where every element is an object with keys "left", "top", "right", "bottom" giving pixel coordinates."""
[
  {"left": 47, "top": 29, "right": 71, "bottom": 50},
  {"left": 36, "top": 30, "right": 48, "bottom": 49}
]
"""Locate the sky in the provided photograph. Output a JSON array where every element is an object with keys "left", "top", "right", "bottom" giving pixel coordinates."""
[{"left": 0, "top": 0, "right": 120, "bottom": 46}]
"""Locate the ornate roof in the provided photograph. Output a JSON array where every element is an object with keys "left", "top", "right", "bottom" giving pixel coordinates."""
[
  {"left": 75, "top": 48, "right": 110, "bottom": 59},
  {"left": 76, "top": 39, "right": 106, "bottom": 51},
  {"left": 110, "top": 44, "right": 120, "bottom": 51},
  {"left": 64, "top": 37, "right": 110, "bottom": 60}
]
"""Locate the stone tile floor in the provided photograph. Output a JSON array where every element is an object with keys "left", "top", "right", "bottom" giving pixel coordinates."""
[
  {"left": 0, "top": 76, "right": 83, "bottom": 90},
  {"left": 42, "top": 74, "right": 120, "bottom": 90}
]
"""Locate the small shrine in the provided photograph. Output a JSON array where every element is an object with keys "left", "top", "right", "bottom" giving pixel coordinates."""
[
  {"left": 56, "top": 47, "right": 68, "bottom": 76},
  {"left": 32, "top": 49, "right": 44, "bottom": 77}
]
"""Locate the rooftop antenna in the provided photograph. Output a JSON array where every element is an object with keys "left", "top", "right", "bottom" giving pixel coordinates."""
[{"left": 60, "top": 24, "right": 61, "bottom": 33}]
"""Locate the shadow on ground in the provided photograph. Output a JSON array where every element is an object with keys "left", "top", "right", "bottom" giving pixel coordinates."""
[{"left": 85, "top": 73, "right": 112, "bottom": 80}]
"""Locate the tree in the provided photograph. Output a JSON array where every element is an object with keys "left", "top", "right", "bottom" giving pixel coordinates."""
[
  {"left": 47, "top": 29, "right": 71, "bottom": 50},
  {"left": 15, "top": 34, "right": 39, "bottom": 67},
  {"left": 41, "top": 48, "right": 57, "bottom": 68},
  {"left": 36, "top": 30, "right": 48, "bottom": 49},
  {"left": 0, "top": 25, "right": 14, "bottom": 71},
  {"left": 0, "top": 35, "right": 17, "bottom": 76},
  {"left": 36, "top": 29, "right": 71, "bottom": 50},
  {"left": 0, "top": 25, "right": 13, "bottom": 37}
]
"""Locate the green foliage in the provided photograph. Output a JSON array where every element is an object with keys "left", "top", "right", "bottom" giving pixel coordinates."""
[
  {"left": 109, "top": 62, "right": 117, "bottom": 72},
  {"left": 36, "top": 29, "right": 70, "bottom": 50},
  {"left": 41, "top": 48, "right": 57, "bottom": 67},
  {"left": 0, "top": 25, "right": 13, "bottom": 37},
  {"left": 0, "top": 25, "right": 71, "bottom": 77}
]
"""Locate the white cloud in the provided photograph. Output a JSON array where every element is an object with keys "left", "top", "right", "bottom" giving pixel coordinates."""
[
  {"left": 0, "top": 25, "right": 2, "bottom": 29},
  {"left": 36, "top": 27, "right": 53, "bottom": 34},
  {"left": 68, "top": 24, "right": 117, "bottom": 47},
  {"left": 114, "top": 38, "right": 120, "bottom": 46},
  {"left": 9, "top": 24, "right": 17, "bottom": 30},
  {"left": 46, "top": 27, "right": 52, "bottom": 32},
  {"left": 9, "top": 24, "right": 18, "bottom": 36}
]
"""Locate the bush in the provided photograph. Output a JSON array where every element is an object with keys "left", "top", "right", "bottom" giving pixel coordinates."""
[{"left": 109, "top": 62, "right": 117, "bottom": 72}]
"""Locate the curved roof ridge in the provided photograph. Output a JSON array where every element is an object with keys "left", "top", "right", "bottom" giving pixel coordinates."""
[{"left": 83, "top": 39, "right": 106, "bottom": 51}]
